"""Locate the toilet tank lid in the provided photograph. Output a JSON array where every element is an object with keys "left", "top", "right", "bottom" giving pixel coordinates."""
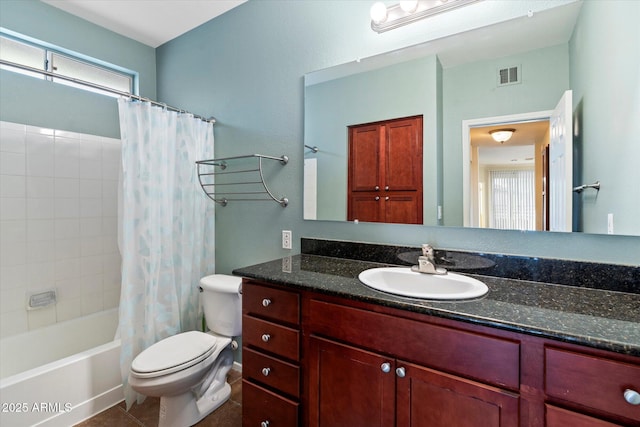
[{"left": 200, "top": 274, "right": 242, "bottom": 294}]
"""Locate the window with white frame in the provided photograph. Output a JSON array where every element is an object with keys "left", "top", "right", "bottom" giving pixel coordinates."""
[
  {"left": 488, "top": 169, "right": 535, "bottom": 231},
  {"left": 0, "top": 32, "right": 136, "bottom": 97}
]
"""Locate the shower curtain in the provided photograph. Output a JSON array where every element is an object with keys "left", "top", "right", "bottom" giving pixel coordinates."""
[{"left": 116, "top": 98, "right": 215, "bottom": 408}]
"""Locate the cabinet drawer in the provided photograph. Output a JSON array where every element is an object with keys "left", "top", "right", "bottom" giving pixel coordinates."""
[
  {"left": 545, "top": 347, "right": 640, "bottom": 422},
  {"left": 243, "top": 380, "right": 299, "bottom": 427},
  {"left": 243, "top": 281, "right": 300, "bottom": 325},
  {"left": 308, "top": 299, "right": 520, "bottom": 390},
  {"left": 243, "top": 315, "right": 300, "bottom": 361},
  {"left": 546, "top": 405, "right": 623, "bottom": 427},
  {"left": 243, "top": 347, "right": 300, "bottom": 398}
]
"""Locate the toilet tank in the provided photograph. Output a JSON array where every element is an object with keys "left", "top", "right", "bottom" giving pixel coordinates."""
[{"left": 199, "top": 274, "right": 242, "bottom": 337}]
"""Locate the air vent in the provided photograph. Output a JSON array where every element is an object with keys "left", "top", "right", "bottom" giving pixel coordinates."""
[{"left": 497, "top": 65, "right": 521, "bottom": 86}]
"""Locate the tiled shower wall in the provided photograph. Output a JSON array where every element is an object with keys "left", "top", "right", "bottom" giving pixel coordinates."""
[{"left": 0, "top": 121, "right": 121, "bottom": 339}]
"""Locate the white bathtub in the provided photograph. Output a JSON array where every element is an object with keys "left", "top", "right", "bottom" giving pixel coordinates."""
[{"left": 0, "top": 309, "right": 123, "bottom": 427}]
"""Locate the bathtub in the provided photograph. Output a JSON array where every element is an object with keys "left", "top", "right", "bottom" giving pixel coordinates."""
[{"left": 0, "top": 309, "right": 123, "bottom": 427}]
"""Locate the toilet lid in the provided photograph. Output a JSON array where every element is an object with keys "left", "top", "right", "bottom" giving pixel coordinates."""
[{"left": 131, "top": 331, "right": 217, "bottom": 378}]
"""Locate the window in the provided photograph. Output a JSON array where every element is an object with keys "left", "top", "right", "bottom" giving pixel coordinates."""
[
  {"left": 488, "top": 169, "right": 535, "bottom": 231},
  {"left": 0, "top": 31, "right": 136, "bottom": 97}
]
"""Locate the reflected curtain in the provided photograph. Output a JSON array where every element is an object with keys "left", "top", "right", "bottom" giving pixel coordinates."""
[
  {"left": 489, "top": 169, "right": 535, "bottom": 230},
  {"left": 116, "top": 98, "right": 215, "bottom": 409}
]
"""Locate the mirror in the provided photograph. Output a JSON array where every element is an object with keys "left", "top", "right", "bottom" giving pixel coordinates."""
[{"left": 303, "top": 0, "right": 640, "bottom": 236}]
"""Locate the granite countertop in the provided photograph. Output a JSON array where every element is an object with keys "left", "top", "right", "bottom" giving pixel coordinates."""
[{"left": 233, "top": 254, "right": 640, "bottom": 357}]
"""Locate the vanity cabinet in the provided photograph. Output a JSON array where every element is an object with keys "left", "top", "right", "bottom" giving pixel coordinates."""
[
  {"left": 242, "top": 281, "right": 301, "bottom": 427},
  {"left": 242, "top": 279, "right": 640, "bottom": 427},
  {"left": 306, "top": 299, "right": 519, "bottom": 427}
]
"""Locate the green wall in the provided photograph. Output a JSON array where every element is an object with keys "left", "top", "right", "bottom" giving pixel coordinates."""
[
  {"left": 156, "top": 0, "right": 639, "bottom": 270},
  {"left": 0, "top": 0, "right": 156, "bottom": 138}
]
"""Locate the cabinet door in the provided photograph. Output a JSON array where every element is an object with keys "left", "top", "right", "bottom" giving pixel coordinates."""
[
  {"left": 307, "top": 336, "right": 395, "bottom": 427},
  {"left": 396, "top": 360, "right": 519, "bottom": 427},
  {"left": 385, "top": 117, "right": 423, "bottom": 192},
  {"left": 348, "top": 124, "right": 380, "bottom": 192},
  {"left": 546, "top": 405, "right": 623, "bottom": 427}
]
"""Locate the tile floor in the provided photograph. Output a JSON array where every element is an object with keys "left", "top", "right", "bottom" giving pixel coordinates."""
[{"left": 75, "top": 369, "right": 242, "bottom": 426}]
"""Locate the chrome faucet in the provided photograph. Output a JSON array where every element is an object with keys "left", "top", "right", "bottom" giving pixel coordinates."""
[{"left": 411, "top": 244, "right": 447, "bottom": 275}]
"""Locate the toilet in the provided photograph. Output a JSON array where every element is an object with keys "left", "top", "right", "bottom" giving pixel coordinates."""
[{"left": 128, "top": 274, "right": 242, "bottom": 427}]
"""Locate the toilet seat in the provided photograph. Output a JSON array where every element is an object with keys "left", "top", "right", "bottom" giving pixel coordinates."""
[{"left": 131, "top": 331, "right": 217, "bottom": 379}]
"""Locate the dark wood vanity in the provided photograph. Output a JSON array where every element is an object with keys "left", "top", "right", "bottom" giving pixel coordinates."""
[{"left": 241, "top": 279, "right": 640, "bottom": 427}]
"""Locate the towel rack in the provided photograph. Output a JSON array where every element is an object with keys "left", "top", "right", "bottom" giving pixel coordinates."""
[{"left": 196, "top": 154, "right": 289, "bottom": 206}]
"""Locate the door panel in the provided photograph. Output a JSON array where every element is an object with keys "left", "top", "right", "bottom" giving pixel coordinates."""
[{"left": 349, "top": 124, "right": 380, "bottom": 192}]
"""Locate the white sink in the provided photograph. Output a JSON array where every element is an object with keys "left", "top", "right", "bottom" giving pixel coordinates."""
[{"left": 358, "top": 267, "right": 488, "bottom": 300}]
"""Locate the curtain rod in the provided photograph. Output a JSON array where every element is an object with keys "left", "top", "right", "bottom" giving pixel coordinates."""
[{"left": 0, "top": 59, "right": 216, "bottom": 124}]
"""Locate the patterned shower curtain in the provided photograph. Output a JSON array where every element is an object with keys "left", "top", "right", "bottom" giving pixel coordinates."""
[{"left": 116, "top": 98, "right": 215, "bottom": 409}]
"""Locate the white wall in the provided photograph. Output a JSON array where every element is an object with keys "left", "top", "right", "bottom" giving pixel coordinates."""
[{"left": 0, "top": 121, "right": 121, "bottom": 338}]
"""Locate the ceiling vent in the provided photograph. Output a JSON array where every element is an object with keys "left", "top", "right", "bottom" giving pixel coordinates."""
[{"left": 497, "top": 65, "right": 521, "bottom": 86}]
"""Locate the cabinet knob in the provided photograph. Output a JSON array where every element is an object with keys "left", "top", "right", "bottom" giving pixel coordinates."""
[
  {"left": 261, "top": 421, "right": 270, "bottom": 427},
  {"left": 624, "top": 389, "right": 640, "bottom": 405},
  {"left": 396, "top": 367, "right": 406, "bottom": 378},
  {"left": 262, "top": 367, "right": 271, "bottom": 377},
  {"left": 375, "top": 196, "right": 380, "bottom": 201},
  {"left": 375, "top": 186, "right": 380, "bottom": 191},
  {"left": 261, "top": 334, "right": 271, "bottom": 342},
  {"left": 385, "top": 185, "right": 389, "bottom": 191},
  {"left": 262, "top": 298, "right": 271, "bottom": 307},
  {"left": 385, "top": 196, "right": 389, "bottom": 201},
  {"left": 380, "top": 362, "right": 391, "bottom": 373}
]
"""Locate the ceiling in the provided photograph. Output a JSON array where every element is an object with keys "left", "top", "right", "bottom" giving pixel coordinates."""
[{"left": 41, "top": 0, "right": 247, "bottom": 48}]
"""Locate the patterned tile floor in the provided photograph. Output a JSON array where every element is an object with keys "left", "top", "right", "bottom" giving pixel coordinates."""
[{"left": 75, "top": 369, "right": 242, "bottom": 426}]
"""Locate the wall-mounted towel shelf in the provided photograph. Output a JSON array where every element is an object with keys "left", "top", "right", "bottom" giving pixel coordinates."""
[{"left": 196, "top": 154, "right": 289, "bottom": 206}]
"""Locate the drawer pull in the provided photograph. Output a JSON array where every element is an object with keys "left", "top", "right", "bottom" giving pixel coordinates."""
[
  {"left": 262, "top": 367, "right": 271, "bottom": 376},
  {"left": 261, "top": 334, "right": 271, "bottom": 342},
  {"left": 624, "top": 389, "right": 640, "bottom": 405},
  {"left": 396, "top": 367, "right": 406, "bottom": 378},
  {"left": 381, "top": 362, "right": 391, "bottom": 373},
  {"left": 262, "top": 298, "right": 271, "bottom": 307},
  {"left": 261, "top": 422, "right": 270, "bottom": 427}
]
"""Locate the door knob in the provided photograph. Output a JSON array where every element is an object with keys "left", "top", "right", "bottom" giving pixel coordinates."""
[
  {"left": 624, "top": 389, "right": 640, "bottom": 405},
  {"left": 261, "top": 334, "right": 271, "bottom": 342},
  {"left": 262, "top": 298, "right": 271, "bottom": 307},
  {"left": 396, "top": 367, "right": 406, "bottom": 378},
  {"left": 380, "top": 362, "right": 391, "bottom": 373},
  {"left": 262, "top": 367, "right": 271, "bottom": 377}
]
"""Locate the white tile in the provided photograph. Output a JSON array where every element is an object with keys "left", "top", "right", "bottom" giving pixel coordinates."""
[
  {"left": 27, "top": 219, "right": 55, "bottom": 241},
  {"left": 1, "top": 151, "right": 26, "bottom": 175},
  {"left": 26, "top": 239, "right": 55, "bottom": 264},
  {"left": 27, "top": 305, "right": 57, "bottom": 330},
  {"left": 81, "top": 292, "right": 103, "bottom": 315},
  {"left": 80, "top": 255, "right": 103, "bottom": 276},
  {"left": 0, "top": 197, "right": 26, "bottom": 220},
  {"left": 103, "top": 289, "right": 120, "bottom": 310},
  {"left": 54, "top": 197, "right": 80, "bottom": 218},
  {"left": 26, "top": 133, "right": 55, "bottom": 177},
  {"left": 26, "top": 125, "right": 54, "bottom": 136},
  {"left": 102, "top": 235, "right": 119, "bottom": 255},
  {"left": 54, "top": 258, "right": 81, "bottom": 280},
  {"left": 26, "top": 176, "right": 54, "bottom": 198},
  {"left": 0, "top": 126, "right": 26, "bottom": 153},
  {"left": 54, "top": 177, "right": 79, "bottom": 198},
  {"left": 80, "top": 197, "right": 102, "bottom": 217},
  {"left": 0, "top": 197, "right": 27, "bottom": 221},
  {"left": 0, "top": 309, "right": 28, "bottom": 338},
  {"left": 54, "top": 137, "right": 79, "bottom": 178},
  {"left": 0, "top": 240, "right": 26, "bottom": 267},
  {"left": 0, "top": 286, "right": 26, "bottom": 313},
  {"left": 55, "top": 297, "right": 82, "bottom": 322},
  {"left": 102, "top": 141, "right": 121, "bottom": 163},
  {"left": 79, "top": 179, "right": 102, "bottom": 198},
  {"left": 79, "top": 159, "right": 102, "bottom": 180},
  {"left": 55, "top": 238, "right": 81, "bottom": 260},
  {"left": 0, "top": 264, "right": 27, "bottom": 291},
  {"left": 102, "top": 216, "right": 117, "bottom": 236},
  {"left": 0, "top": 219, "right": 27, "bottom": 242},
  {"left": 26, "top": 197, "right": 54, "bottom": 219},
  {"left": 0, "top": 174, "right": 26, "bottom": 197},
  {"left": 80, "top": 217, "right": 102, "bottom": 237},
  {"left": 55, "top": 276, "right": 82, "bottom": 299},
  {"left": 55, "top": 218, "right": 80, "bottom": 239},
  {"left": 79, "top": 138, "right": 103, "bottom": 160},
  {"left": 81, "top": 236, "right": 103, "bottom": 256},
  {"left": 54, "top": 129, "right": 82, "bottom": 140},
  {"left": 26, "top": 261, "right": 55, "bottom": 287},
  {"left": 102, "top": 161, "right": 120, "bottom": 180}
]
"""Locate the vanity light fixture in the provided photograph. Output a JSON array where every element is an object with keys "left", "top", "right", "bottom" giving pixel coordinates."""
[
  {"left": 489, "top": 128, "right": 516, "bottom": 143},
  {"left": 370, "top": 0, "right": 481, "bottom": 33}
]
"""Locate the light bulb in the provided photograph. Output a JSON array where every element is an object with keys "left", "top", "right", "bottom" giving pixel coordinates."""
[
  {"left": 370, "top": 2, "right": 388, "bottom": 23},
  {"left": 400, "top": 0, "right": 419, "bottom": 13}
]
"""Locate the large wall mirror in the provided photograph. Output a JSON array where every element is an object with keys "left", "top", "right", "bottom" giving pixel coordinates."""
[{"left": 303, "top": 0, "right": 640, "bottom": 236}]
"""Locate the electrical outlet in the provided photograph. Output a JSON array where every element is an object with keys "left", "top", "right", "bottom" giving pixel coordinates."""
[
  {"left": 607, "top": 213, "right": 614, "bottom": 235},
  {"left": 282, "top": 256, "right": 292, "bottom": 273},
  {"left": 282, "top": 230, "right": 292, "bottom": 249}
]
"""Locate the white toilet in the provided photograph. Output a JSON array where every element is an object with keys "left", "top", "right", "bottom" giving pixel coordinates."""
[{"left": 128, "top": 274, "right": 242, "bottom": 427}]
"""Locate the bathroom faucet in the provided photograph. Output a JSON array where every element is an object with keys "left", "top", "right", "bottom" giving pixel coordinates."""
[{"left": 411, "top": 244, "right": 447, "bottom": 275}]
